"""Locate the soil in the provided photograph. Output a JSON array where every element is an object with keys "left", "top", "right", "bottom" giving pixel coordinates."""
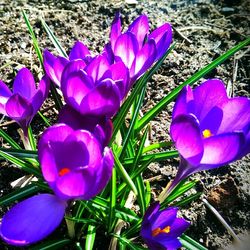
[{"left": 0, "top": 0, "right": 249, "bottom": 249}]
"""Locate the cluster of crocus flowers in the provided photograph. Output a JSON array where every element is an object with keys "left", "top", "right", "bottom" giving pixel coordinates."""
[
  {"left": 169, "top": 79, "right": 250, "bottom": 190},
  {"left": 0, "top": 68, "right": 49, "bottom": 135},
  {"left": 141, "top": 202, "right": 189, "bottom": 250}
]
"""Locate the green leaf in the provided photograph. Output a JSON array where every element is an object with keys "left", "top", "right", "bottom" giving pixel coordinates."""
[
  {"left": 112, "top": 234, "right": 147, "bottom": 250},
  {"left": 123, "top": 150, "right": 178, "bottom": 166},
  {"left": 173, "top": 192, "right": 202, "bottom": 207},
  {"left": 85, "top": 225, "right": 96, "bottom": 250},
  {"left": 22, "top": 10, "right": 43, "bottom": 66},
  {"left": 108, "top": 168, "right": 117, "bottom": 232},
  {"left": 136, "top": 37, "right": 250, "bottom": 132},
  {"left": 114, "top": 151, "right": 138, "bottom": 196},
  {"left": 38, "top": 111, "right": 51, "bottom": 126},
  {"left": 180, "top": 234, "right": 208, "bottom": 250},
  {"left": 30, "top": 239, "right": 71, "bottom": 250},
  {"left": 28, "top": 126, "right": 36, "bottom": 150},
  {"left": 40, "top": 18, "right": 67, "bottom": 57},
  {"left": 0, "top": 183, "right": 40, "bottom": 206},
  {"left": 111, "top": 43, "right": 175, "bottom": 144},
  {"left": 0, "top": 128, "right": 22, "bottom": 149},
  {"left": 0, "top": 147, "right": 38, "bottom": 160},
  {"left": 0, "top": 149, "right": 41, "bottom": 177},
  {"left": 142, "top": 141, "right": 172, "bottom": 154},
  {"left": 161, "top": 179, "right": 198, "bottom": 207}
]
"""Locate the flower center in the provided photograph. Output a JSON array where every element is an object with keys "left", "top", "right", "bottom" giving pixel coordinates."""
[
  {"left": 59, "top": 167, "right": 71, "bottom": 176},
  {"left": 152, "top": 226, "right": 171, "bottom": 237},
  {"left": 202, "top": 129, "right": 212, "bottom": 138}
]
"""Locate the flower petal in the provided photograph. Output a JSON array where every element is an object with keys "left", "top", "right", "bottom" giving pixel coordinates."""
[
  {"left": 31, "top": 75, "right": 50, "bottom": 115},
  {"left": 193, "top": 79, "right": 228, "bottom": 121},
  {"left": 170, "top": 114, "right": 204, "bottom": 165},
  {"left": 114, "top": 32, "right": 139, "bottom": 69},
  {"left": 148, "top": 23, "right": 172, "bottom": 60},
  {"left": 43, "top": 50, "right": 69, "bottom": 87},
  {"left": 0, "top": 194, "right": 67, "bottom": 246},
  {"left": 200, "top": 132, "right": 244, "bottom": 167},
  {"left": 128, "top": 15, "right": 149, "bottom": 49},
  {"left": 13, "top": 68, "right": 36, "bottom": 99},
  {"left": 218, "top": 97, "right": 250, "bottom": 133},
  {"left": 110, "top": 12, "right": 122, "bottom": 50},
  {"left": 69, "top": 41, "right": 91, "bottom": 60},
  {"left": 85, "top": 55, "right": 110, "bottom": 83},
  {"left": 0, "top": 80, "right": 11, "bottom": 115},
  {"left": 172, "top": 85, "right": 194, "bottom": 119},
  {"left": 130, "top": 39, "right": 156, "bottom": 79},
  {"left": 79, "top": 79, "right": 120, "bottom": 117}
]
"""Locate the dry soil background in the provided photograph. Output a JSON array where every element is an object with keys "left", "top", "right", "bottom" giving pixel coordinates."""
[{"left": 0, "top": 0, "right": 249, "bottom": 249}]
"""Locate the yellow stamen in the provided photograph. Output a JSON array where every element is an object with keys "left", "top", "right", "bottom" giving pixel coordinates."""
[
  {"left": 202, "top": 129, "right": 212, "bottom": 138},
  {"left": 161, "top": 226, "right": 171, "bottom": 234},
  {"left": 59, "top": 167, "right": 70, "bottom": 176},
  {"left": 152, "top": 226, "right": 171, "bottom": 237}
]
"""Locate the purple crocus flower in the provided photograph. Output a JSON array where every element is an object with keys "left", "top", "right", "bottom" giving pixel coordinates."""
[
  {"left": 170, "top": 79, "right": 250, "bottom": 188},
  {"left": 58, "top": 105, "right": 113, "bottom": 147},
  {"left": 60, "top": 57, "right": 125, "bottom": 117},
  {"left": 38, "top": 123, "right": 114, "bottom": 200},
  {"left": 43, "top": 40, "right": 91, "bottom": 87},
  {"left": 0, "top": 68, "right": 49, "bottom": 134},
  {"left": 0, "top": 194, "right": 67, "bottom": 246},
  {"left": 141, "top": 202, "right": 189, "bottom": 250},
  {"left": 109, "top": 13, "right": 172, "bottom": 82}
]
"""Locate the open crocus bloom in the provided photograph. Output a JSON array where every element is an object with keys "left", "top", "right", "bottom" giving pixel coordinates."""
[
  {"left": 141, "top": 202, "right": 189, "bottom": 250},
  {"left": 60, "top": 57, "right": 125, "bottom": 117},
  {"left": 0, "top": 194, "right": 67, "bottom": 246},
  {"left": 170, "top": 79, "right": 250, "bottom": 186},
  {"left": 43, "top": 41, "right": 91, "bottom": 87},
  {"left": 38, "top": 124, "right": 114, "bottom": 200},
  {"left": 0, "top": 68, "right": 49, "bottom": 134},
  {"left": 109, "top": 13, "right": 172, "bottom": 81}
]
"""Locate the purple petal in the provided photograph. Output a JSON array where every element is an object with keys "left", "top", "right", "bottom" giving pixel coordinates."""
[
  {"left": 193, "top": 79, "right": 228, "bottom": 121},
  {"left": 110, "top": 12, "right": 122, "bottom": 50},
  {"left": 5, "top": 94, "right": 33, "bottom": 131},
  {"left": 130, "top": 39, "right": 156, "bottom": 79},
  {"left": 85, "top": 55, "right": 110, "bottom": 83},
  {"left": 69, "top": 41, "right": 91, "bottom": 60},
  {"left": 128, "top": 15, "right": 149, "bottom": 49},
  {"left": 61, "top": 70, "right": 93, "bottom": 111},
  {"left": 102, "top": 43, "right": 114, "bottom": 65},
  {"left": 158, "top": 238, "right": 182, "bottom": 250},
  {"left": 31, "top": 75, "right": 50, "bottom": 115},
  {"left": 43, "top": 50, "right": 69, "bottom": 87},
  {"left": 79, "top": 79, "right": 121, "bottom": 117},
  {"left": 114, "top": 32, "right": 139, "bottom": 68},
  {"left": 0, "top": 194, "right": 67, "bottom": 246},
  {"left": 143, "top": 202, "right": 160, "bottom": 224},
  {"left": 153, "top": 207, "right": 178, "bottom": 230},
  {"left": 0, "top": 80, "right": 11, "bottom": 115},
  {"left": 200, "top": 132, "right": 244, "bottom": 167},
  {"left": 149, "top": 23, "right": 172, "bottom": 60},
  {"left": 172, "top": 85, "right": 194, "bottom": 119},
  {"left": 13, "top": 68, "right": 36, "bottom": 99},
  {"left": 218, "top": 97, "right": 250, "bottom": 133},
  {"left": 170, "top": 114, "right": 204, "bottom": 165}
]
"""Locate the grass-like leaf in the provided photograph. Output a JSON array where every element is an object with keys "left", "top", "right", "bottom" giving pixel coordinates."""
[
  {"left": 180, "top": 234, "right": 208, "bottom": 250},
  {"left": 28, "top": 126, "right": 36, "bottom": 150},
  {"left": 22, "top": 10, "right": 43, "bottom": 66},
  {"left": 111, "top": 43, "right": 175, "bottom": 143},
  {"left": 30, "top": 239, "right": 72, "bottom": 250},
  {"left": 0, "top": 149, "right": 41, "bottom": 177},
  {"left": 136, "top": 37, "right": 250, "bottom": 132},
  {"left": 40, "top": 18, "right": 67, "bottom": 57},
  {"left": 0, "top": 128, "right": 22, "bottom": 149},
  {"left": 0, "top": 183, "right": 40, "bottom": 206},
  {"left": 0, "top": 147, "right": 38, "bottom": 160},
  {"left": 85, "top": 225, "right": 96, "bottom": 250},
  {"left": 173, "top": 192, "right": 202, "bottom": 207}
]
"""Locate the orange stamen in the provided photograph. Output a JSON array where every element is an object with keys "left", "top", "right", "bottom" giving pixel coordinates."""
[
  {"left": 152, "top": 226, "right": 171, "bottom": 237},
  {"left": 59, "top": 167, "right": 70, "bottom": 176},
  {"left": 202, "top": 129, "right": 212, "bottom": 138}
]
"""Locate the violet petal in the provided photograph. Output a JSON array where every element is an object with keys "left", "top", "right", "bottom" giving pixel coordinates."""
[{"left": 0, "top": 194, "right": 67, "bottom": 246}]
